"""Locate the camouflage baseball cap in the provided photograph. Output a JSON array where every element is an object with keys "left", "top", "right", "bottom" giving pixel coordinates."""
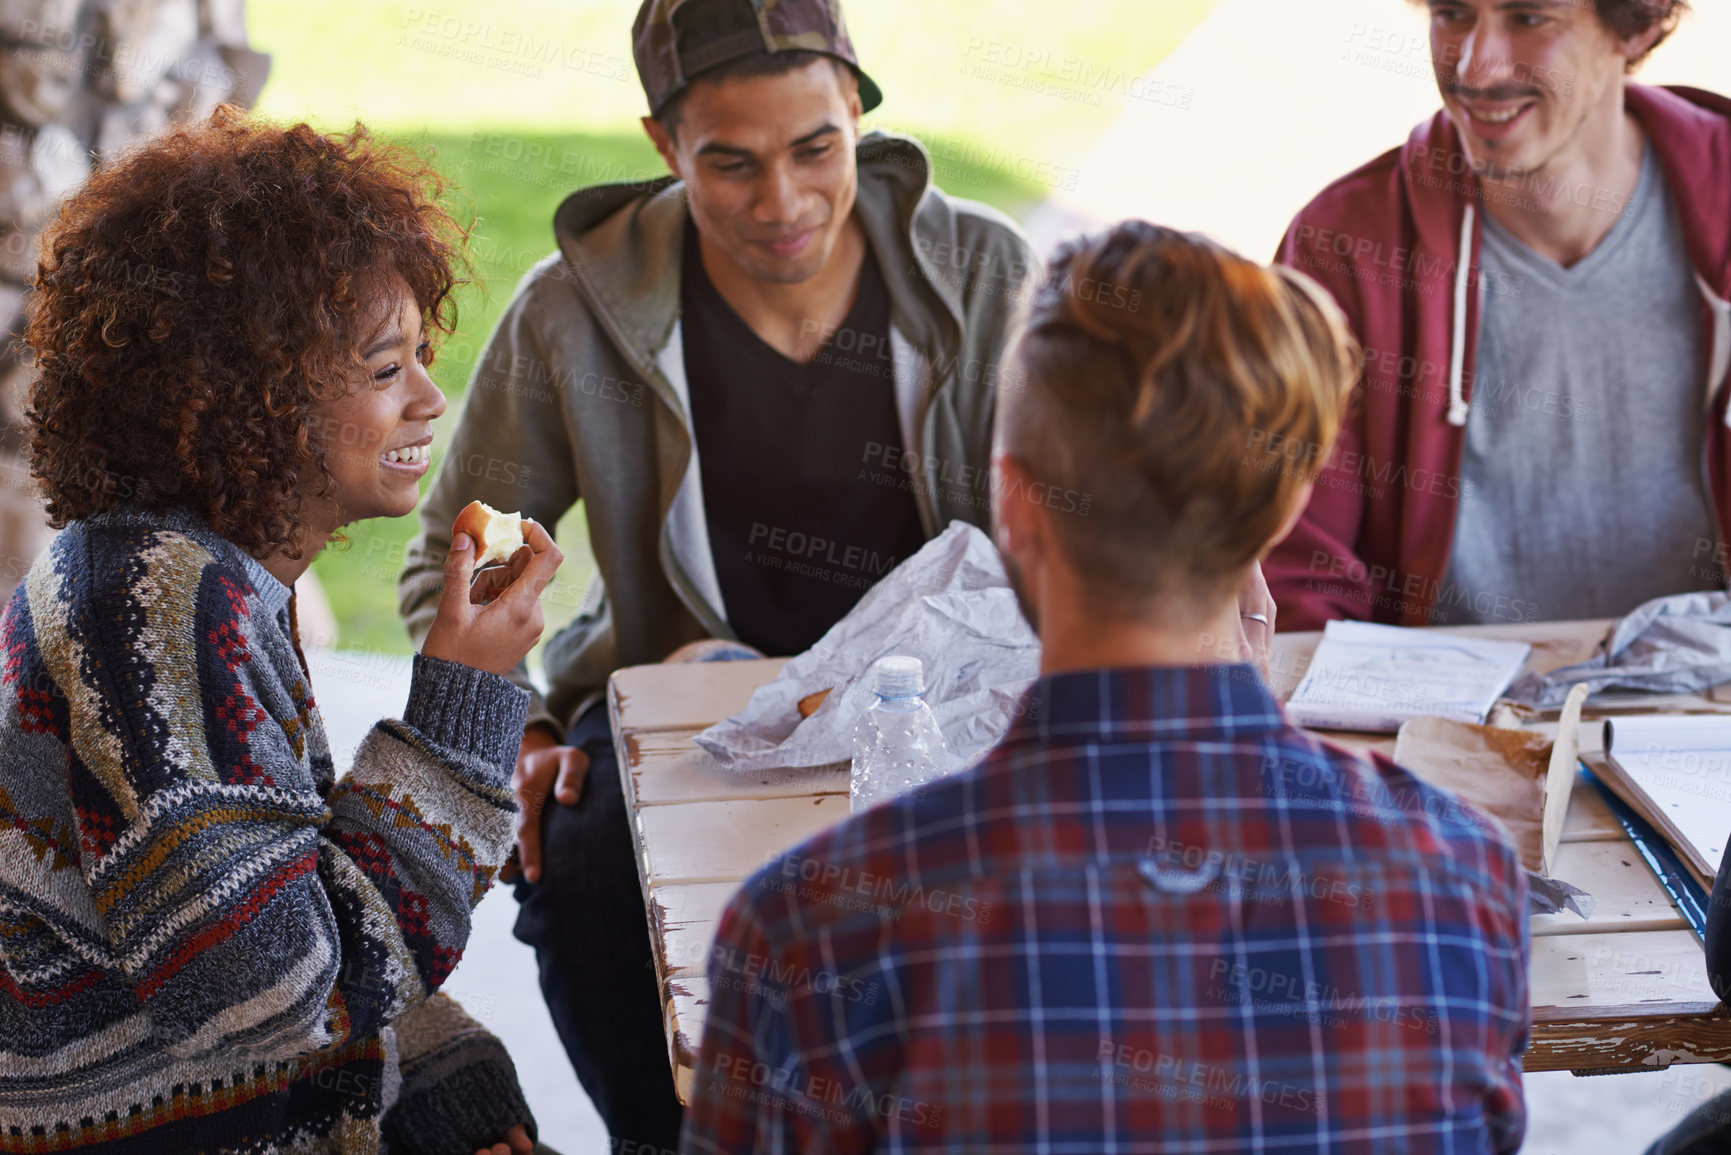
[{"left": 633, "top": 0, "right": 883, "bottom": 117}]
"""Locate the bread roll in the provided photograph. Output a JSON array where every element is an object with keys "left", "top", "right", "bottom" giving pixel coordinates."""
[
  {"left": 797, "top": 688, "right": 831, "bottom": 719},
  {"left": 453, "top": 500, "right": 525, "bottom": 568}
]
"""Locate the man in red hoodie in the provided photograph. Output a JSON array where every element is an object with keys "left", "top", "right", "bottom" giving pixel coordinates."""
[{"left": 1269, "top": 0, "right": 1731, "bottom": 631}]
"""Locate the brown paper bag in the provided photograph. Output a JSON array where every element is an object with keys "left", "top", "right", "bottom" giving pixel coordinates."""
[
  {"left": 1391, "top": 685, "right": 1588, "bottom": 877},
  {"left": 1393, "top": 719, "right": 1550, "bottom": 871}
]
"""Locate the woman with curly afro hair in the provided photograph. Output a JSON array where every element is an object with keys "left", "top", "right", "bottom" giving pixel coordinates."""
[{"left": 0, "top": 105, "right": 563, "bottom": 1155}]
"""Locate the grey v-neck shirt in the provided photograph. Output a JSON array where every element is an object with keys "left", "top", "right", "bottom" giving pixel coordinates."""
[{"left": 1431, "top": 144, "right": 1720, "bottom": 626}]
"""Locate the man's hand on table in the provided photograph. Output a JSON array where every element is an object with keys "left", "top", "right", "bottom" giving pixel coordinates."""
[
  {"left": 1237, "top": 562, "right": 1276, "bottom": 683},
  {"left": 506, "top": 721, "right": 588, "bottom": 884}
]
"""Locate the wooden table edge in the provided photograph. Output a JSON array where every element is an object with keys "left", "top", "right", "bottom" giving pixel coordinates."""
[
  {"left": 1526, "top": 1002, "right": 1731, "bottom": 1072},
  {"left": 610, "top": 672, "right": 679, "bottom": 992},
  {"left": 1531, "top": 1001, "right": 1726, "bottom": 1025}
]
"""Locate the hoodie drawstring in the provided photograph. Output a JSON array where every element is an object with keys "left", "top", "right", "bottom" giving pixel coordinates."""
[{"left": 1447, "top": 204, "right": 1476, "bottom": 427}]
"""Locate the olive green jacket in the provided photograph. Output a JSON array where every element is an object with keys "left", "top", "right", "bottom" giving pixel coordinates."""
[{"left": 399, "top": 131, "right": 1038, "bottom": 732}]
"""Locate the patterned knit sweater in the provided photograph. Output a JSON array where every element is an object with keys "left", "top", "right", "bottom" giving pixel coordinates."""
[{"left": 0, "top": 507, "right": 534, "bottom": 1153}]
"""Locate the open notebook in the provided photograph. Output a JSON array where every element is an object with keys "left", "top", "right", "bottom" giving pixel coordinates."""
[{"left": 1602, "top": 715, "right": 1731, "bottom": 891}]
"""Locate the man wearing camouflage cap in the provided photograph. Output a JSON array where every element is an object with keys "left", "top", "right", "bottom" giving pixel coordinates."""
[{"left": 398, "top": 0, "right": 1037, "bottom": 1144}]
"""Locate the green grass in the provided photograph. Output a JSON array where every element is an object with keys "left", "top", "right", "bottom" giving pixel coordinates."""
[{"left": 257, "top": 0, "right": 1223, "bottom": 654}]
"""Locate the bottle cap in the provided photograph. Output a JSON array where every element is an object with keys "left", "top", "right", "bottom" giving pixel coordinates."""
[{"left": 872, "top": 655, "right": 924, "bottom": 698}]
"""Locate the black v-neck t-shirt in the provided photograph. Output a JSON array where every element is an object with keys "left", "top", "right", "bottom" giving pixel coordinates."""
[{"left": 680, "top": 223, "right": 926, "bottom": 656}]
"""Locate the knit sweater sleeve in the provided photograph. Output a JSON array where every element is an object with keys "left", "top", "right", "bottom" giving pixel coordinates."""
[
  {"left": 381, "top": 992, "right": 538, "bottom": 1155},
  {"left": 37, "top": 530, "right": 527, "bottom": 1062}
]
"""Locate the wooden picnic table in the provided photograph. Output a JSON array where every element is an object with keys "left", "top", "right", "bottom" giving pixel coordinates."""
[{"left": 607, "top": 619, "right": 1731, "bottom": 1104}]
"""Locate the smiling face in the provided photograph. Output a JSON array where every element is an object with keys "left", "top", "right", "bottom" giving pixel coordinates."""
[
  {"left": 645, "top": 58, "right": 863, "bottom": 285},
  {"left": 1426, "top": 0, "right": 1647, "bottom": 180},
  {"left": 312, "top": 274, "right": 446, "bottom": 528}
]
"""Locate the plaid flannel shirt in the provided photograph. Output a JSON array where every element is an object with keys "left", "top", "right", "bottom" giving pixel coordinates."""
[{"left": 682, "top": 664, "right": 1531, "bottom": 1154}]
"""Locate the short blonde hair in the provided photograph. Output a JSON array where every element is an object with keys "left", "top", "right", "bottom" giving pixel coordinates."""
[{"left": 998, "top": 222, "right": 1359, "bottom": 618}]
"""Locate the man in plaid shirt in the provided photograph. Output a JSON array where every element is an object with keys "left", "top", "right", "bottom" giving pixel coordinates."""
[{"left": 681, "top": 222, "right": 1531, "bottom": 1153}]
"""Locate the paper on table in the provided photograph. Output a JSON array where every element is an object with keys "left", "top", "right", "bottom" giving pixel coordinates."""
[
  {"left": 695, "top": 522, "right": 1040, "bottom": 775},
  {"left": 1287, "top": 621, "right": 1531, "bottom": 733},
  {"left": 1602, "top": 714, "right": 1731, "bottom": 888}
]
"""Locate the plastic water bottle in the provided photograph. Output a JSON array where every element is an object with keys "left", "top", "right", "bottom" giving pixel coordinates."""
[{"left": 850, "top": 656, "right": 950, "bottom": 814}]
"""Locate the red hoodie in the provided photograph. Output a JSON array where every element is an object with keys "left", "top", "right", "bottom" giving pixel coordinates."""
[{"left": 1269, "top": 84, "right": 1731, "bottom": 630}]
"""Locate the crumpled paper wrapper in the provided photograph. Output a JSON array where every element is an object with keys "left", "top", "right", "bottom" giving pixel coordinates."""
[
  {"left": 695, "top": 522, "right": 1040, "bottom": 774},
  {"left": 1509, "top": 590, "right": 1731, "bottom": 708},
  {"left": 1392, "top": 717, "right": 1596, "bottom": 919},
  {"left": 1525, "top": 873, "right": 1596, "bottom": 919}
]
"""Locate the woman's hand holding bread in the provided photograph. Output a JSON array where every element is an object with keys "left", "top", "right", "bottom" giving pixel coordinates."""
[{"left": 422, "top": 504, "right": 562, "bottom": 677}]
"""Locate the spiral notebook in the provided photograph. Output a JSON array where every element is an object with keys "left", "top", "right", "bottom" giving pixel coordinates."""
[{"left": 1602, "top": 715, "right": 1731, "bottom": 891}]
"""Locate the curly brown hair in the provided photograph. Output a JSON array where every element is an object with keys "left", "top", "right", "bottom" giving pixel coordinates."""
[
  {"left": 1598, "top": 0, "right": 1689, "bottom": 69},
  {"left": 24, "top": 105, "right": 469, "bottom": 558}
]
